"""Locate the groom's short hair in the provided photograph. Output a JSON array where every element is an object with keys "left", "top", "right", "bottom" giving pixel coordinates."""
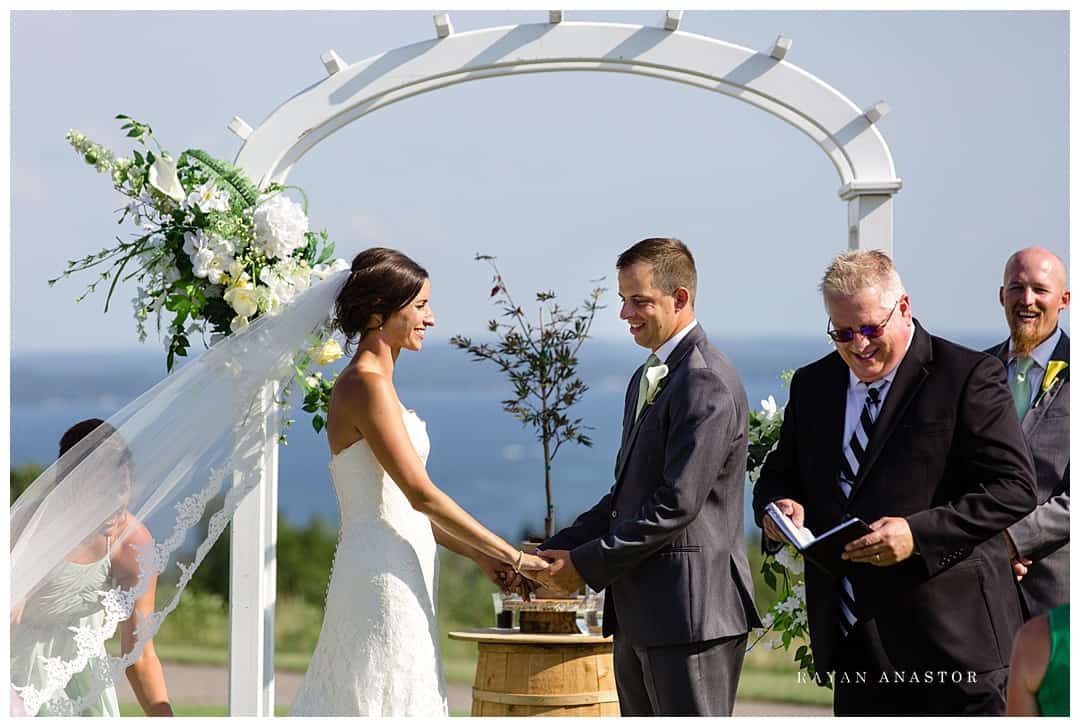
[{"left": 617, "top": 237, "right": 697, "bottom": 303}]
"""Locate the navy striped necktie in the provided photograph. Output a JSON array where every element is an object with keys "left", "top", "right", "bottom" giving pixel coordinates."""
[{"left": 837, "top": 383, "right": 883, "bottom": 637}]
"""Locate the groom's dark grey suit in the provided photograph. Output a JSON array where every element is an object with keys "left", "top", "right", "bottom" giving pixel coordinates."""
[{"left": 541, "top": 324, "right": 761, "bottom": 715}]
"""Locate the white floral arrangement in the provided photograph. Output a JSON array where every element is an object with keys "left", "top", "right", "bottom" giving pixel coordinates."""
[
  {"left": 57, "top": 116, "right": 348, "bottom": 434},
  {"left": 746, "top": 371, "right": 818, "bottom": 685}
]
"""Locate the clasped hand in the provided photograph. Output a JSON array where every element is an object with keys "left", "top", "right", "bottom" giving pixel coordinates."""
[{"left": 482, "top": 549, "right": 585, "bottom": 598}]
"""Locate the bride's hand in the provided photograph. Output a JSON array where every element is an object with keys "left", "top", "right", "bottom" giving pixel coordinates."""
[
  {"left": 515, "top": 552, "right": 560, "bottom": 592},
  {"left": 474, "top": 553, "right": 515, "bottom": 594},
  {"left": 515, "top": 551, "right": 550, "bottom": 574}
]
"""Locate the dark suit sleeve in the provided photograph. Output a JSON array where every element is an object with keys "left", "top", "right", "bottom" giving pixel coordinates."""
[
  {"left": 541, "top": 371, "right": 639, "bottom": 552},
  {"left": 906, "top": 355, "right": 1038, "bottom": 577},
  {"left": 569, "top": 368, "right": 739, "bottom": 589},
  {"left": 751, "top": 368, "right": 807, "bottom": 554},
  {"left": 1007, "top": 464, "right": 1069, "bottom": 562},
  {"left": 540, "top": 488, "right": 614, "bottom": 552}
]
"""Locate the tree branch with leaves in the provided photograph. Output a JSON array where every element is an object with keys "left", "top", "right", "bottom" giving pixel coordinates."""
[{"left": 450, "top": 255, "right": 606, "bottom": 539}]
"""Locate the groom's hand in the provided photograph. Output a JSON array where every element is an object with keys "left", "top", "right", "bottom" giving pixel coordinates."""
[{"left": 536, "top": 549, "right": 585, "bottom": 595}]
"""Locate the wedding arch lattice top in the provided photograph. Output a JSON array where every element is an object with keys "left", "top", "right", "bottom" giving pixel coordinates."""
[{"left": 222, "top": 11, "right": 903, "bottom": 715}]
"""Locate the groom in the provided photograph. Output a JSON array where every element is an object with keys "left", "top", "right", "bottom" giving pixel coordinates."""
[{"left": 537, "top": 237, "right": 761, "bottom": 716}]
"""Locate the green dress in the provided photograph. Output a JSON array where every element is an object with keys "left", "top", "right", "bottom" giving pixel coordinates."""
[
  {"left": 1036, "top": 603, "right": 1070, "bottom": 717},
  {"left": 10, "top": 545, "right": 120, "bottom": 716}
]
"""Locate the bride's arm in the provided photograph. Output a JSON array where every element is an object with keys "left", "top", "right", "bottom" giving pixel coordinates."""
[
  {"left": 339, "top": 371, "right": 548, "bottom": 577},
  {"left": 431, "top": 523, "right": 519, "bottom": 592},
  {"left": 111, "top": 518, "right": 174, "bottom": 716}
]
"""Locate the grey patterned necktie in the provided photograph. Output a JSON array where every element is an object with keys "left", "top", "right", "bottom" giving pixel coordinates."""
[{"left": 634, "top": 353, "right": 661, "bottom": 421}]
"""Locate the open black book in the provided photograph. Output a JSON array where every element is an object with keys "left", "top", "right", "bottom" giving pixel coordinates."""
[{"left": 765, "top": 502, "right": 873, "bottom": 577}]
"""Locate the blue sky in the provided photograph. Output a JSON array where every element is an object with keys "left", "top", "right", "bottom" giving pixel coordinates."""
[{"left": 10, "top": 9, "right": 1069, "bottom": 352}]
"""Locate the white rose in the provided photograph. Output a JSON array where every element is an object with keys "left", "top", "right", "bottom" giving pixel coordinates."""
[
  {"left": 191, "top": 247, "right": 216, "bottom": 279},
  {"left": 309, "top": 338, "right": 344, "bottom": 366},
  {"left": 227, "top": 259, "right": 246, "bottom": 280},
  {"left": 213, "top": 237, "right": 236, "bottom": 257},
  {"left": 260, "top": 260, "right": 311, "bottom": 307},
  {"left": 224, "top": 284, "right": 259, "bottom": 318},
  {"left": 230, "top": 315, "right": 249, "bottom": 333},
  {"left": 148, "top": 156, "right": 185, "bottom": 202},
  {"left": 760, "top": 394, "right": 778, "bottom": 420},
  {"left": 183, "top": 230, "right": 210, "bottom": 257},
  {"left": 253, "top": 194, "right": 309, "bottom": 259},
  {"left": 205, "top": 257, "right": 227, "bottom": 285}
]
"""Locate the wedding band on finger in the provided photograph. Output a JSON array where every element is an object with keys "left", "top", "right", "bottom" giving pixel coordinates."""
[{"left": 874, "top": 553, "right": 881, "bottom": 562}]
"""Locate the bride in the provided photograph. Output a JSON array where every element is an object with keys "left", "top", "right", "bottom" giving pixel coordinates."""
[
  {"left": 288, "top": 248, "right": 551, "bottom": 716},
  {"left": 9, "top": 247, "right": 547, "bottom": 717}
]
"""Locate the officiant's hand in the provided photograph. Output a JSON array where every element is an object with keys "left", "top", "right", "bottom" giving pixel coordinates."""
[
  {"left": 763, "top": 498, "right": 804, "bottom": 546},
  {"left": 842, "top": 516, "right": 914, "bottom": 566},
  {"left": 532, "top": 549, "right": 585, "bottom": 595}
]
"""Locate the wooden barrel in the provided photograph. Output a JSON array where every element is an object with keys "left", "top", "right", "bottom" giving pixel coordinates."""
[{"left": 449, "top": 630, "right": 620, "bottom": 717}]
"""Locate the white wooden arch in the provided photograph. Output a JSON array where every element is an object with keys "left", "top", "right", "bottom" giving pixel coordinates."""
[{"left": 226, "top": 13, "right": 902, "bottom": 715}]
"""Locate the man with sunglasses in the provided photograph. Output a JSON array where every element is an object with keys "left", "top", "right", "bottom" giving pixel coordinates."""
[{"left": 753, "top": 250, "right": 1036, "bottom": 716}]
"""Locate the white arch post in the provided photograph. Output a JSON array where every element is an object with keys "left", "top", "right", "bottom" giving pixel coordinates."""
[{"left": 225, "top": 13, "right": 903, "bottom": 715}]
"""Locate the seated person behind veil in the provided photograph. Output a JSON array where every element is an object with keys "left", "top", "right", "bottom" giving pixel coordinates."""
[{"left": 10, "top": 419, "right": 173, "bottom": 716}]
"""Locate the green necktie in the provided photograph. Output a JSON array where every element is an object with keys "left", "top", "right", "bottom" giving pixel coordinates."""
[
  {"left": 1011, "top": 356, "right": 1036, "bottom": 420},
  {"left": 635, "top": 353, "right": 661, "bottom": 420}
]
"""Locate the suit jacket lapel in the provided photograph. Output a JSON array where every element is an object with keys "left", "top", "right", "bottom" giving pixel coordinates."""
[
  {"left": 1023, "top": 331, "right": 1070, "bottom": 432},
  {"left": 820, "top": 355, "right": 850, "bottom": 504},
  {"left": 848, "top": 322, "right": 932, "bottom": 501},
  {"left": 991, "top": 332, "right": 1069, "bottom": 433},
  {"left": 617, "top": 366, "right": 644, "bottom": 472},
  {"left": 614, "top": 326, "right": 705, "bottom": 483}
]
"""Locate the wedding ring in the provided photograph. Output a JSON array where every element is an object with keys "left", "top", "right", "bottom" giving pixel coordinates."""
[{"left": 874, "top": 553, "right": 881, "bottom": 562}]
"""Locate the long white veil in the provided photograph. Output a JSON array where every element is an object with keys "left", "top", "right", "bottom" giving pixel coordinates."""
[{"left": 10, "top": 269, "right": 350, "bottom": 716}]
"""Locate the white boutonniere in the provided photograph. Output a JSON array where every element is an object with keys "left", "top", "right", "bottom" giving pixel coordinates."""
[{"left": 643, "top": 364, "right": 670, "bottom": 407}]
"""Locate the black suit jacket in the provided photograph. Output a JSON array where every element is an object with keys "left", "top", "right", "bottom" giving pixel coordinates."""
[
  {"left": 987, "top": 331, "right": 1070, "bottom": 617},
  {"left": 753, "top": 322, "right": 1037, "bottom": 675},
  {"left": 543, "top": 325, "right": 761, "bottom": 647}
]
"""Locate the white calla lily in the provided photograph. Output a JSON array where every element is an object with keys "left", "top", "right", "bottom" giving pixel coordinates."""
[{"left": 148, "top": 156, "right": 185, "bottom": 202}]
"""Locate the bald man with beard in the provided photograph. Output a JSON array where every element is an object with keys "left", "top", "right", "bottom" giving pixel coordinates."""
[{"left": 986, "top": 247, "right": 1070, "bottom": 618}]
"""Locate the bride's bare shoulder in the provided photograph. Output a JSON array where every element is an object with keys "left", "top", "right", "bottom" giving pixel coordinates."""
[{"left": 332, "top": 363, "right": 394, "bottom": 407}]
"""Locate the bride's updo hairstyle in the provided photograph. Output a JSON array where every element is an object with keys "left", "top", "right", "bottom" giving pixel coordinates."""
[
  {"left": 334, "top": 247, "right": 429, "bottom": 351},
  {"left": 57, "top": 418, "right": 133, "bottom": 479}
]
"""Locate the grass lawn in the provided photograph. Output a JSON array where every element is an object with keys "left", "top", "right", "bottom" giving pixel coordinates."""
[
  {"left": 138, "top": 549, "right": 834, "bottom": 711},
  {"left": 119, "top": 704, "right": 292, "bottom": 717},
  {"left": 120, "top": 704, "right": 471, "bottom": 717}
]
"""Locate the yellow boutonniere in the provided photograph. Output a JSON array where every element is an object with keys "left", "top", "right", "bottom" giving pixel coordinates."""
[{"left": 1042, "top": 360, "right": 1068, "bottom": 393}]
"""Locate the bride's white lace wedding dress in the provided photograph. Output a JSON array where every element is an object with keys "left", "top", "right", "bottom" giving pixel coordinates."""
[{"left": 289, "top": 409, "right": 448, "bottom": 716}]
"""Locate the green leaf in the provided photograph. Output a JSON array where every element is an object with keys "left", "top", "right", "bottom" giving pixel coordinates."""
[
  {"left": 316, "top": 241, "right": 336, "bottom": 265},
  {"left": 312, "top": 414, "right": 325, "bottom": 433},
  {"left": 180, "top": 148, "right": 260, "bottom": 208}
]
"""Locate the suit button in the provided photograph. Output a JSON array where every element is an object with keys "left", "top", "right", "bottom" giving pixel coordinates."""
[{"left": 611, "top": 510, "right": 618, "bottom": 519}]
